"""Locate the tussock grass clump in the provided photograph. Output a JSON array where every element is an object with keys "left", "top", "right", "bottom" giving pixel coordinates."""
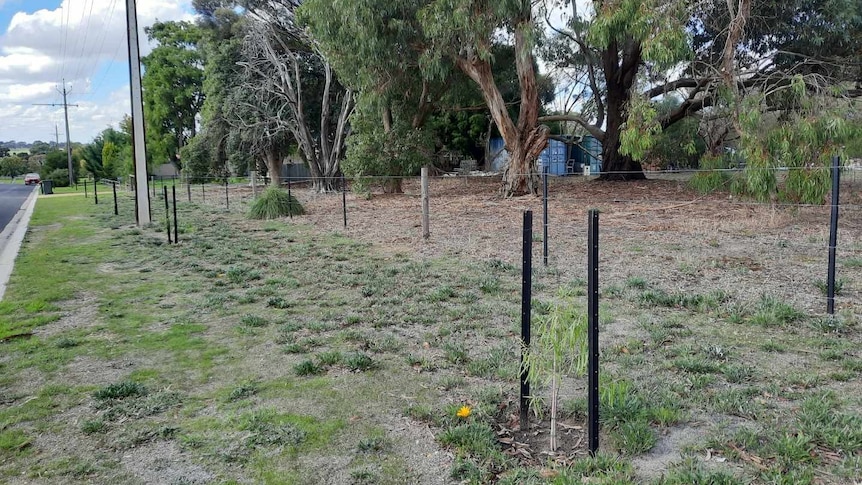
[
  {"left": 93, "top": 381, "right": 148, "bottom": 401},
  {"left": 248, "top": 187, "right": 304, "bottom": 220}
]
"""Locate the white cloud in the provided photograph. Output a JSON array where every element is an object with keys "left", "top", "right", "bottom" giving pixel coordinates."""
[{"left": 0, "top": 0, "right": 195, "bottom": 142}]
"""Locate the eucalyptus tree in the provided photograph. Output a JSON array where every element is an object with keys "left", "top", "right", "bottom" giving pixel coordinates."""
[
  {"left": 299, "top": 0, "right": 442, "bottom": 193},
  {"left": 239, "top": 0, "right": 354, "bottom": 193},
  {"left": 419, "top": 0, "right": 551, "bottom": 196},
  {"left": 141, "top": 21, "right": 205, "bottom": 166},
  {"left": 540, "top": 0, "right": 862, "bottom": 181}
]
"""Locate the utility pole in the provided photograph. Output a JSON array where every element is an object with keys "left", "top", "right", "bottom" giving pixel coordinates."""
[
  {"left": 126, "top": 0, "right": 151, "bottom": 225},
  {"left": 33, "top": 80, "right": 77, "bottom": 186}
]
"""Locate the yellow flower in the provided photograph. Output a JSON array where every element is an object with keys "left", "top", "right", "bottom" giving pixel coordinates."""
[{"left": 456, "top": 405, "right": 472, "bottom": 419}]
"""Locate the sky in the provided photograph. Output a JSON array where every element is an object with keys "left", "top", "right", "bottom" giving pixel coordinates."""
[{"left": 0, "top": 0, "right": 195, "bottom": 144}]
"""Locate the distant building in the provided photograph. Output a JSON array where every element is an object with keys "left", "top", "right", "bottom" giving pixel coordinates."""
[
  {"left": 487, "top": 135, "right": 602, "bottom": 175},
  {"left": 153, "top": 162, "right": 180, "bottom": 178}
]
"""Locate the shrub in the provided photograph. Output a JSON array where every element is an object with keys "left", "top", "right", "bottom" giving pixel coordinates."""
[
  {"left": 248, "top": 187, "right": 304, "bottom": 220},
  {"left": 45, "top": 169, "right": 72, "bottom": 187}
]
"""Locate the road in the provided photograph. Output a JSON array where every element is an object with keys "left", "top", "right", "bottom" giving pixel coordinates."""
[
  {"left": 0, "top": 183, "right": 37, "bottom": 299},
  {"left": 0, "top": 183, "right": 36, "bottom": 233}
]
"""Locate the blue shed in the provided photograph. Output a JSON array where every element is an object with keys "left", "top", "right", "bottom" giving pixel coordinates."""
[
  {"left": 488, "top": 137, "right": 579, "bottom": 175},
  {"left": 574, "top": 135, "right": 602, "bottom": 174},
  {"left": 538, "top": 139, "right": 572, "bottom": 176}
]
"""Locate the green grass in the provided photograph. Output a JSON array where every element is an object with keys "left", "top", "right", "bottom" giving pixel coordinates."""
[{"left": 2, "top": 181, "right": 859, "bottom": 483}]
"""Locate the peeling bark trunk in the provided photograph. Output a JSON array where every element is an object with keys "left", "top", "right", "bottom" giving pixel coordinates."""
[
  {"left": 455, "top": 18, "right": 546, "bottom": 196},
  {"left": 264, "top": 149, "right": 282, "bottom": 187}
]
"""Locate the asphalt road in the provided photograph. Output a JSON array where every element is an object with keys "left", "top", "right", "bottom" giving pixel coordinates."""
[{"left": 0, "top": 183, "right": 36, "bottom": 234}]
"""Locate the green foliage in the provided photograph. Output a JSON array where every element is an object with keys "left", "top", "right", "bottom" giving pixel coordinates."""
[
  {"left": 648, "top": 98, "right": 706, "bottom": 169},
  {"left": 343, "top": 111, "right": 433, "bottom": 189},
  {"left": 620, "top": 97, "right": 661, "bottom": 161},
  {"left": 248, "top": 187, "right": 305, "bottom": 220},
  {"left": 45, "top": 169, "right": 71, "bottom": 187},
  {"left": 736, "top": 90, "right": 859, "bottom": 204},
  {"left": 589, "top": 0, "right": 690, "bottom": 69},
  {"left": 438, "top": 422, "right": 498, "bottom": 456},
  {"left": 689, "top": 154, "right": 731, "bottom": 194},
  {"left": 0, "top": 155, "right": 28, "bottom": 177},
  {"left": 524, "top": 294, "right": 588, "bottom": 393},
  {"left": 142, "top": 21, "right": 205, "bottom": 165},
  {"left": 82, "top": 126, "right": 132, "bottom": 179},
  {"left": 93, "top": 381, "right": 148, "bottom": 401}
]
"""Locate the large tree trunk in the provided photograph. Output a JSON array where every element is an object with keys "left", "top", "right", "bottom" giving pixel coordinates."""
[
  {"left": 264, "top": 149, "right": 282, "bottom": 187},
  {"left": 600, "top": 86, "right": 645, "bottom": 180},
  {"left": 502, "top": 125, "right": 548, "bottom": 194},
  {"left": 599, "top": 38, "right": 646, "bottom": 181},
  {"left": 455, "top": 16, "right": 546, "bottom": 197}
]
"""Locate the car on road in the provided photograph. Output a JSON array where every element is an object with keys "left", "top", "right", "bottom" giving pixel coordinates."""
[{"left": 24, "top": 173, "right": 41, "bottom": 185}]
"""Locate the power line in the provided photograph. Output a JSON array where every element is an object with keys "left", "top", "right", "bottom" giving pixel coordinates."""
[
  {"left": 72, "top": 0, "right": 98, "bottom": 82},
  {"left": 82, "top": 0, "right": 123, "bottom": 101},
  {"left": 59, "top": 0, "right": 74, "bottom": 82}
]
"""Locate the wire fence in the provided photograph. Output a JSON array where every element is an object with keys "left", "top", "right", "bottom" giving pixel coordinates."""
[{"left": 102, "top": 167, "right": 862, "bottom": 320}]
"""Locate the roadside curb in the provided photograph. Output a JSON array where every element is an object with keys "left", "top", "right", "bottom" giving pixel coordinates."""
[{"left": 0, "top": 187, "right": 39, "bottom": 301}]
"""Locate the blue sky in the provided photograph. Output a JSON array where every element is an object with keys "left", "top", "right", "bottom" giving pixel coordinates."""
[{"left": 0, "top": 0, "right": 194, "bottom": 143}]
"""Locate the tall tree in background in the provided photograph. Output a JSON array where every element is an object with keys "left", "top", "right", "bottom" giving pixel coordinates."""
[
  {"left": 539, "top": 0, "right": 691, "bottom": 180},
  {"left": 142, "top": 21, "right": 205, "bottom": 167},
  {"left": 421, "top": 0, "right": 549, "bottom": 196},
  {"left": 183, "top": 6, "right": 248, "bottom": 182},
  {"left": 81, "top": 126, "right": 132, "bottom": 179},
  {"left": 241, "top": 0, "right": 354, "bottom": 192},
  {"left": 299, "top": 0, "right": 440, "bottom": 193},
  {"left": 542, "top": 0, "right": 861, "bottom": 180}
]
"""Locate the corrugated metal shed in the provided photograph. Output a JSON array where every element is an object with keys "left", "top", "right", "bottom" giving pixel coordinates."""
[
  {"left": 574, "top": 136, "right": 602, "bottom": 174},
  {"left": 488, "top": 136, "right": 601, "bottom": 175}
]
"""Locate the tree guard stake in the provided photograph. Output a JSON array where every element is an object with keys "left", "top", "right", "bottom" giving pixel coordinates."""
[
  {"left": 827, "top": 156, "right": 840, "bottom": 315},
  {"left": 172, "top": 185, "right": 179, "bottom": 243},
  {"left": 587, "top": 209, "right": 600, "bottom": 455},
  {"left": 520, "top": 210, "right": 533, "bottom": 430}
]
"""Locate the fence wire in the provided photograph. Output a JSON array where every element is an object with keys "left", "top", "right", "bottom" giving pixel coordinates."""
[{"left": 109, "top": 169, "right": 861, "bottom": 320}]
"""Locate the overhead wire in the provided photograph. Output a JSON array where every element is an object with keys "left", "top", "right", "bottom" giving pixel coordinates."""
[
  {"left": 59, "top": 0, "right": 74, "bottom": 83},
  {"left": 82, "top": 0, "right": 124, "bottom": 102},
  {"left": 72, "top": 0, "right": 98, "bottom": 83}
]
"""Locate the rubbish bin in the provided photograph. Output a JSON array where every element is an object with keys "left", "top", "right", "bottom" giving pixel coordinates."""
[{"left": 41, "top": 180, "right": 53, "bottom": 195}]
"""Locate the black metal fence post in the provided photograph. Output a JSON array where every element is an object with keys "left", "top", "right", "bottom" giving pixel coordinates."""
[
  {"left": 543, "top": 165, "right": 549, "bottom": 266},
  {"left": 520, "top": 210, "right": 533, "bottom": 430},
  {"left": 172, "top": 185, "right": 179, "bottom": 243},
  {"left": 287, "top": 176, "right": 293, "bottom": 219},
  {"left": 342, "top": 175, "right": 347, "bottom": 228},
  {"left": 224, "top": 180, "right": 229, "bottom": 210},
  {"left": 587, "top": 209, "right": 600, "bottom": 455},
  {"left": 94, "top": 181, "right": 99, "bottom": 205},
  {"left": 84, "top": 179, "right": 88, "bottom": 198},
  {"left": 112, "top": 182, "right": 118, "bottom": 215},
  {"left": 827, "top": 156, "right": 841, "bottom": 315},
  {"left": 187, "top": 183, "right": 191, "bottom": 203},
  {"left": 163, "top": 186, "right": 172, "bottom": 244},
  {"left": 201, "top": 182, "right": 205, "bottom": 202}
]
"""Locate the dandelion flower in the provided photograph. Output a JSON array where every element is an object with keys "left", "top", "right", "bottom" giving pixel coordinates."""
[{"left": 456, "top": 405, "right": 472, "bottom": 419}]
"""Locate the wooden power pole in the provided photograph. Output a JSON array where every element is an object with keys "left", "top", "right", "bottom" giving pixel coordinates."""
[{"left": 33, "top": 81, "right": 77, "bottom": 186}]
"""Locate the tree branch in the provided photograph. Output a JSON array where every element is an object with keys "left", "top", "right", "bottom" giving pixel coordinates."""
[{"left": 537, "top": 114, "right": 605, "bottom": 141}]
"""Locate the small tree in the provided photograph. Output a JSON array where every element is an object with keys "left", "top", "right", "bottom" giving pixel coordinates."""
[
  {"left": 523, "top": 289, "right": 588, "bottom": 452},
  {"left": 342, "top": 106, "right": 435, "bottom": 194}
]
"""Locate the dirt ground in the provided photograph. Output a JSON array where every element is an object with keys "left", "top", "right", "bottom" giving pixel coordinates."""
[{"left": 290, "top": 173, "right": 862, "bottom": 320}]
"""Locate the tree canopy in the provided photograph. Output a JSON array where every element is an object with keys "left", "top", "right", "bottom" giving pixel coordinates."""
[{"left": 142, "top": 21, "right": 205, "bottom": 166}]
